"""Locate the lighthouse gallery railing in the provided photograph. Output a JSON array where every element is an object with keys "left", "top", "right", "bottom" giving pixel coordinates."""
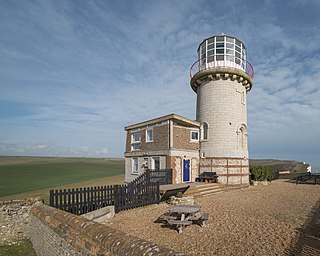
[{"left": 190, "top": 55, "right": 254, "bottom": 80}]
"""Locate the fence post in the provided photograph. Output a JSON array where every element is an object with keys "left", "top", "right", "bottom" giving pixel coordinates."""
[
  {"left": 114, "top": 185, "right": 119, "bottom": 213},
  {"left": 49, "top": 190, "right": 54, "bottom": 207}
]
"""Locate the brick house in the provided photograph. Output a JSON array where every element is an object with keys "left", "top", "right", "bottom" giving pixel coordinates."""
[{"left": 124, "top": 114, "right": 200, "bottom": 184}]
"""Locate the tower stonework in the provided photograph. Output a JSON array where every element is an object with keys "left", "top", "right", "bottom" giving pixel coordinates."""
[{"left": 190, "top": 34, "right": 254, "bottom": 185}]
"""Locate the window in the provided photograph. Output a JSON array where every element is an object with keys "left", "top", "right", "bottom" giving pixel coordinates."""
[
  {"left": 202, "top": 122, "right": 208, "bottom": 140},
  {"left": 131, "top": 131, "right": 141, "bottom": 150},
  {"left": 191, "top": 131, "right": 199, "bottom": 141},
  {"left": 132, "top": 158, "right": 139, "bottom": 174},
  {"left": 146, "top": 128, "right": 153, "bottom": 142},
  {"left": 131, "top": 132, "right": 140, "bottom": 142},
  {"left": 152, "top": 157, "right": 160, "bottom": 170},
  {"left": 132, "top": 143, "right": 141, "bottom": 150}
]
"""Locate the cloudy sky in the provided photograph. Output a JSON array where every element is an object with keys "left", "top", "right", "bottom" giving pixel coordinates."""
[{"left": 0, "top": 0, "right": 319, "bottom": 169}]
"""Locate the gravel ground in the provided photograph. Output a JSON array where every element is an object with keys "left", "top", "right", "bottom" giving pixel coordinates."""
[{"left": 103, "top": 180, "right": 320, "bottom": 255}]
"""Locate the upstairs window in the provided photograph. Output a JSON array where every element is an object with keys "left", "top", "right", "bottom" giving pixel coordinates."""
[
  {"left": 131, "top": 131, "right": 141, "bottom": 150},
  {"left": 131, "top": 132, "right": 141, "bottom": 143},
  {"left": 191, "top": 131, "right": 199, "bottom": 141},
  {"left": 146, "top": 128, "right": 153, "bottom": 142}
]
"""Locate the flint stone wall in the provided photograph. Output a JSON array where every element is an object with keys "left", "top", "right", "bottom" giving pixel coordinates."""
[{"left": 29, "top": 202, "right": 184, "bottom": 256}]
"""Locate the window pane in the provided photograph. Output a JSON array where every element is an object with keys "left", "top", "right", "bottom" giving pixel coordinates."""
[
  {"left": 226, "top": 43, "right": 234, "bottom": 48},
  {"left": 132, "top": 143, "right": 141, "bottom": 150},
  {"left": 147, "top": 129, "right": 153, "bottom": 141},
  {"left": 236, "top": 39, "right": 241, "bottom": 47},
  {"left": 216, "top": 36, "right": 224, "bottom": 42},
  {"left": 226, "top": 49, "right": 234, "bottom": 55},
  {"left": 226, "top": 55, "right": 234, "bottom": 61},
  {"left": 216, "top": 43, "right": 224, "bottom": 48},
  {"left": 216, "top": 49, "right": 224, "bottom": 54},
  {"left": 203, "top": 123, "right": 208, "bottom": 140},
  {"left": 207, "top": 37, "right": 214, "bottom": 44},
  {"left": 132, "top": 132, "right": 140, "bottom": 142},
  {"left": 235, "top": 46, "right": 241, "bottom": 53},
  {"left": 207, "top": 49, "right": 214, "bottom": 56},
  {"left": 226, "top": 37, "right": 234, "bottom": 43},
  {"left": 207, "top": 44, "right": 214, "bottom": 50},
  {"left": 207, "top": 56, "right": 214, "bottom": 62},
  {"left": 132, "top": 158, "right": 139, "bottom": 173},
  {"left": 216, "top": 55, "right": 224, "bottom": 60},
  {"left": 191, "top": 131, "right": 199, "bottom": 140}
]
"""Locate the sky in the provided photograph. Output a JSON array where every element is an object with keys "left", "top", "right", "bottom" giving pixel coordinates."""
[{"left": 0, "top": 0, "right": 320, "bottom": 169}]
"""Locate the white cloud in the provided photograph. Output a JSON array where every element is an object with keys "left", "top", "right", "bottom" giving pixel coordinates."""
[{"left": 0, "top": 0, "right": 319, "bottom": 167}]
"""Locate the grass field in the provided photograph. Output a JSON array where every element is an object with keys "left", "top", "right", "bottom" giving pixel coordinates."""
[{"left": 0, "top": 156, "right": 125, "bottom": 203}]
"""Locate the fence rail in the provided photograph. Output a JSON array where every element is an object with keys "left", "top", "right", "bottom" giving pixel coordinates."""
[
  {"left": 190, "top": 55, "right": 254, "bottom": 80},
  {"left": 50, "top": 169, "right": 172, "bottom": 214}
]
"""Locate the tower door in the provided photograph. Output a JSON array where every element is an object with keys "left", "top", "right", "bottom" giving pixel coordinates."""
[{"left": 183, "top": 159, "right": 191, "bottom": 182}]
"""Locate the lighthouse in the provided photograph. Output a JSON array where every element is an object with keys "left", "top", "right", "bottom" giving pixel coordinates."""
[{"left": 190, "top": 34, "right": 254, "bottom": 185}]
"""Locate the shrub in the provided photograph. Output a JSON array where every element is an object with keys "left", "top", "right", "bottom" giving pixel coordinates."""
[{"left": 250, "top": 166, "right": 274, "bottom": 181}]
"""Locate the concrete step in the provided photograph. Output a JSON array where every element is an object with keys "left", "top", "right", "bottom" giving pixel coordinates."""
[{"left": 184, "top": 183, "right": 249, "bottom": 198}]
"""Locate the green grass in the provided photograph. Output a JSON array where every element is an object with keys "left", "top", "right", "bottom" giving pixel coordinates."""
[
  {"left": 0, "top": 157, "right": 125, "bottom": 197},
  {"left": 0, "top": 240, "right": 37, "bottom": 256}
]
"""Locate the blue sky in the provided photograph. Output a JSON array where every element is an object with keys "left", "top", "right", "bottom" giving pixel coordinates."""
[{"left": 0, "top": 0, "right": 320, "bottom": 169}]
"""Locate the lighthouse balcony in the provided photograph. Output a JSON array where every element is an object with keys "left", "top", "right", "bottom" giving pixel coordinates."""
[{"left": 190, "top": 55, "right": 254, "bottom": 80}]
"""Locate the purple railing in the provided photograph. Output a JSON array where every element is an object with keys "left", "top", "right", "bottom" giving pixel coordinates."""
[{"left": 190, "top": 55, "right": 254, "bottom": 80}]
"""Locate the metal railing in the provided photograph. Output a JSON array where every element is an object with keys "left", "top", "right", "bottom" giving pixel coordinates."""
[{"left": 190, "top": 55, "right": 254, "bottom": 80}]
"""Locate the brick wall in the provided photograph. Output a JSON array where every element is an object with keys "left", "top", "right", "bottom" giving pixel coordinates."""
[
  {"left": 125, "top": 131, "right": 131, "bottom": 152},
  {"left": 125, "top": 124, "right": 169, "bottom": 153},
  {"left": 172, "top": 126, "right": 199, "bottom": 151},
  {"left": 29, "top": 202, "right": 183, "bottom": 256}
]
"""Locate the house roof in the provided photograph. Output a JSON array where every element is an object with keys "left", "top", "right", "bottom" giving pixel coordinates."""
[{"left": 124, "top": 113, "right": 200, "bottom": 130}]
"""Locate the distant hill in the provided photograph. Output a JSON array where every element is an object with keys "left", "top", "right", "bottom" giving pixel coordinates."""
[{"left": 249, "top": 159, "right": 309, "bottom": 173}]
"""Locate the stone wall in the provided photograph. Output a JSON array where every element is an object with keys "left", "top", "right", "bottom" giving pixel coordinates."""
[
  {"left": 0, "top": 199, "right": 34, "bottom": 246},
  {"left": 29, "top": 202, "right": 183, "bottom": 256}
]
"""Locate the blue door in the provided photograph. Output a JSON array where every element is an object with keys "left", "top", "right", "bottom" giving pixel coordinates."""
[{"left": 183, "top": 159, "right": 190, "bottom": 182}]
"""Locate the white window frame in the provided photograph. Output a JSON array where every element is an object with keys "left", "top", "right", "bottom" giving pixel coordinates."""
[
  {"left": 132, "top": 158, "right": 139, "bottom": 174},
  {"left": 146, "top": 128, "right": 153, "bottom": 142},
  {"left": 131, "top": 143, "right": 141, "bottom": 150},
  {"left": 190, "top": 130, "right": 199, "bottom": 141},
  {"left": 131, "top": 132, "right": 141, "bottom": 143},
  {"left": 131, "top": 131, "right": 141, "bottom": 151}
]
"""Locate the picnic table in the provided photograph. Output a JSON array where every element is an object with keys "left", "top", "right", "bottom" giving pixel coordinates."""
[{"left": 159, "top": 205, "right": 210, "bottom": 233}]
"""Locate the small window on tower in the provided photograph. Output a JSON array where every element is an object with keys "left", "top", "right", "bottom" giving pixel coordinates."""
[{"left": 202, "top": 122, "right": 208, "bottom": 140}]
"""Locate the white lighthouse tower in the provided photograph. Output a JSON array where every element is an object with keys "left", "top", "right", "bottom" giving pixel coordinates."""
[{"left": 190, "top": 34, "right": 254, "bottom": 185}]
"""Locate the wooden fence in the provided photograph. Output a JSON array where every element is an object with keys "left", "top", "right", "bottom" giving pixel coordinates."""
[{"left": 49, "top": 169, "right": 172, "bottom": 214}]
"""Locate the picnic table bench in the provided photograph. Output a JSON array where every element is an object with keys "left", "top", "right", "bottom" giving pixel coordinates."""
[
  {"left": 195, "top": 172, "right": 218, "bottom": 183},
  {"left": 159, "top": 205, "right": 211, "bottom": 233},
  {"left": 296, "top": 172, "right": 320, "bottom": 185}
]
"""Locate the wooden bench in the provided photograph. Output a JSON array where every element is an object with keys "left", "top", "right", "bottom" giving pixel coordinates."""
[
  {"left": 167, "top": 219, "right": 193, "bottom": 234},
  {"left": 296, "top": 173, "right": 320, "bottom": 185},
  {"left": 195, "top": 172, "right": 218, "bottom": 183}
]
